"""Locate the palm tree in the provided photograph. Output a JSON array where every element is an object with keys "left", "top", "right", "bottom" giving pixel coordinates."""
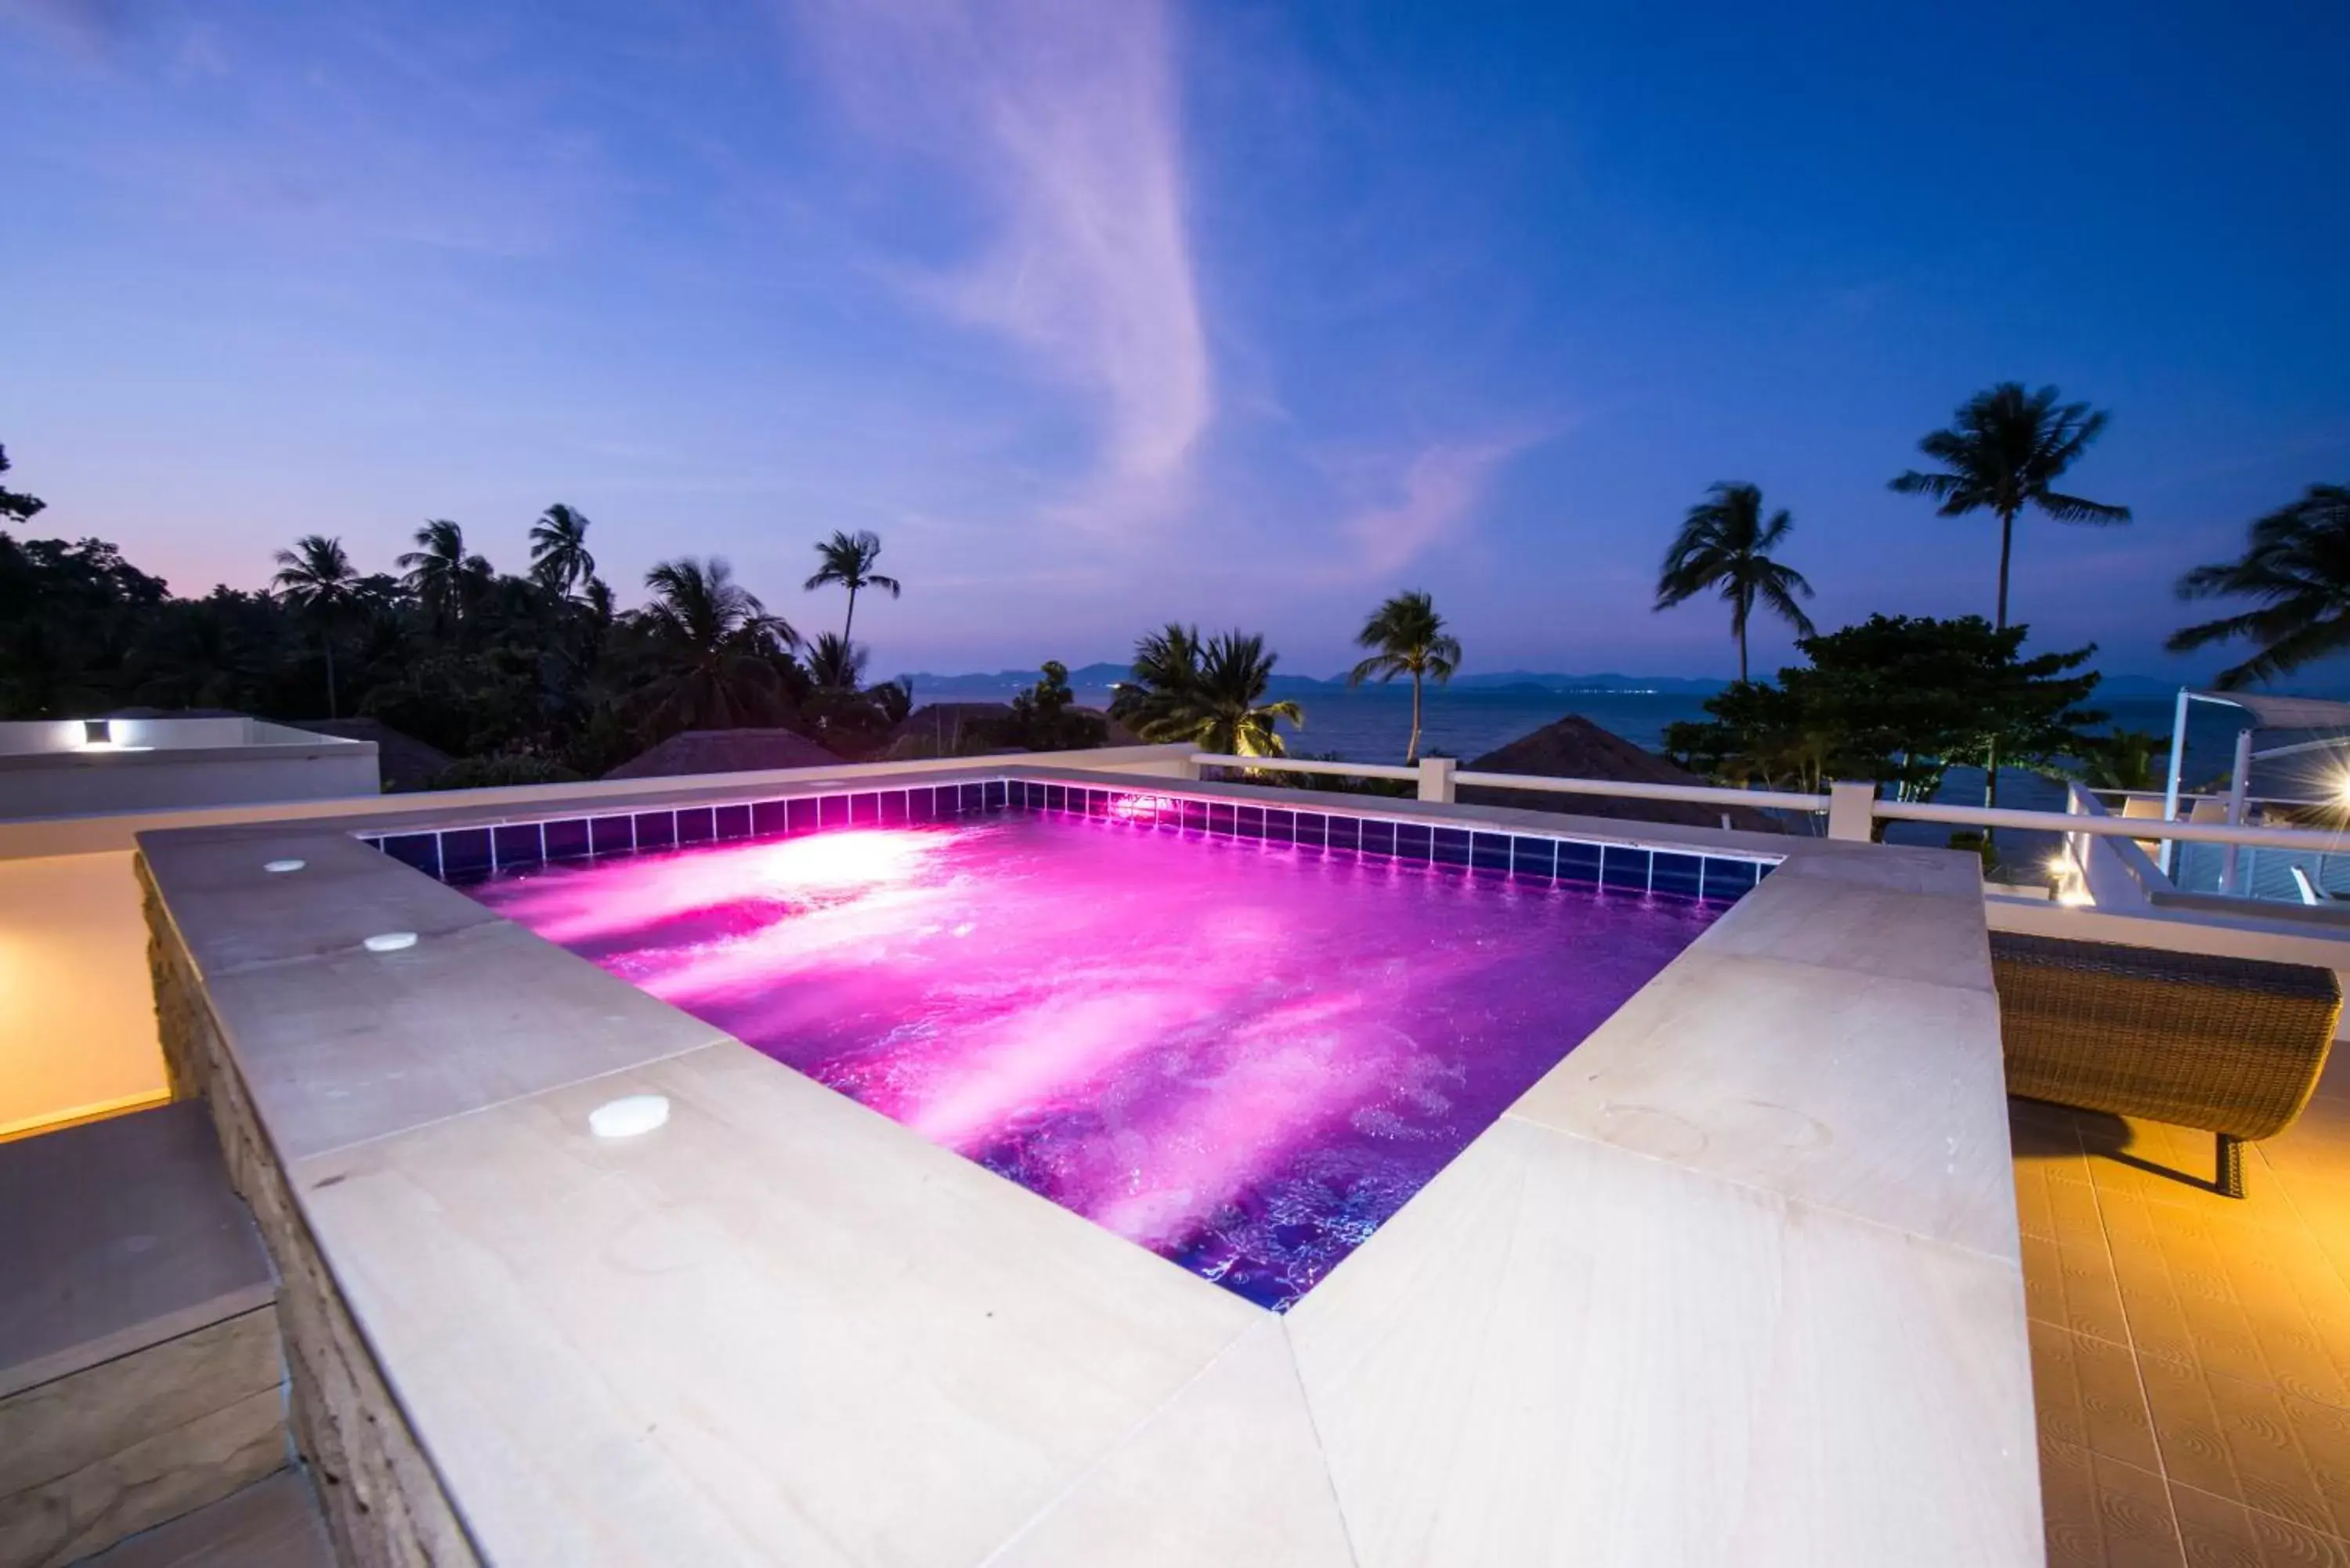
[
  {"left": 1109, "top": 623, "right": 1206, "bottom": 741},
  {"left": 1191, "top": 633, "right": 1304, "bottom": 757},
  {"left": 2168, "top": 485, "right": 2350, "bottom": 688},
  {"left": 271, "top": 534, "right": 360, "bottom": 717},
  {"left": 2080, "top": 729, "right": 2171, "bottom": 793},
  {"left": 1889, "top": 383, "right": 2131, "bottom": 630},
  {"left": 805, "top": 630, "right": 868, "bottom": 692},
  {"left": 1653, "top": 482, "right": 1817, "bottom": 684},
  {"left": 634, "top": 556, "right": 799, "bottom": 735},
  {"left": 1347, "top": 591, "right": 1461, "bottom": 763},
  {"left": 528, "top": 504, "right": 595, "bottom": 597},
  {"left": 397, "top": 519, "right": 490, "bottom": 630},
  {"left": 804, "top": 529, "right": 901, "bottom": 643}
]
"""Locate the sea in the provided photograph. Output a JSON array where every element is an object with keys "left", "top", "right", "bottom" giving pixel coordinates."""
[{"left": 1068, "top": 685, "right": 2248, "bottom": 867}]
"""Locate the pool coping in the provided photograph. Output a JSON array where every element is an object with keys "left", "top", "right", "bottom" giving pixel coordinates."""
[{"left": 136, "top": 763, "right": 2041, "bottom": 1567}]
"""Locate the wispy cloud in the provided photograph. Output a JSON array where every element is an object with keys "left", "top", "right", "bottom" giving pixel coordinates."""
[
  {"left": 789, "top": 0, "right": 1210, "bottom": 501},
  {"left": 1332, "top": 431, "right": 1549, "bottom": 580}
]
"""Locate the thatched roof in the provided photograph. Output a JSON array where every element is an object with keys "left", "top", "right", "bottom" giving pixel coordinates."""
[
  {"left": 603, "top": 728, "right": 841, "bottom": 781},
  {"left": 284, "top": 718, "right": 454, "bottom": 792},
  {"left": 1460, "top": 714, "right": 1782, "bottom": 833}
]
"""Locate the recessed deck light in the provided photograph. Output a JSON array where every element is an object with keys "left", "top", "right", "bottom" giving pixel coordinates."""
[
  {"left": 362, "top": 931, "right": 418, "bottom": 952},
  {"left": 264, "top": 858, "right": 306, "bottom": 874},
  {"left": 588, "top": 1094, "right": 670, "bottom": 1139}
]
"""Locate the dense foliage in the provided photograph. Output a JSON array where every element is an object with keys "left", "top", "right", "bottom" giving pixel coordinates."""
[
  {"left": 0, "top": 462, "right": 929, "bottom": 783},
  {"left": 1664, "top": 615, "right": 2105, "bottom": 805}
]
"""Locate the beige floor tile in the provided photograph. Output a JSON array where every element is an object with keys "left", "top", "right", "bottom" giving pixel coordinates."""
[
  {"left": 2167, "top": 1481, "right": 2350, "bottom": 1568},
  {"left": 984, "top": 1320, "right": 1355, "bottom": 1568},
  {"left": 2025, "top": 1224, "right": 2136, "bottom": 1349},
  {"left": 1508, "top": 948, "right": 2019, "bottom": 1263},
  {"left": 2139, "top": 1354, "right": 2347, "bottom": 1537},
  {"left": 292, "top": 1040, "right": 1267, "bottom": 1568},
  {"left": 1290, "top": 1118, "right": 2040, "bottom": 1568},
  {"left": 2034, "top": 1319, "right": 2162, "bottom": 1472},
  {"left": 2037, "top": 1441, "right": 2182, "bottom": 1568}
]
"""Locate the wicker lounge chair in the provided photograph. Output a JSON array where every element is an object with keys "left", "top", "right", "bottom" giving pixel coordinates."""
[{"left": 1990, "top": 932, "right": 2341, "bottom": 1198}]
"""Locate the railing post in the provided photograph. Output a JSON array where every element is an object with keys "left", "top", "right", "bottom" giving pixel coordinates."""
[
  {"left": 1826, "top": 780, "right": 1875, "bottom": 842},
  {"left": 1417, "top": 757, "right": 1456, "bottom": 804}
]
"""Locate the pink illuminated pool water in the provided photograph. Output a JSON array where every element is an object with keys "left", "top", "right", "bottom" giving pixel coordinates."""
[{"left": 470, "top": 814, "right": 1719, "bottom": 1308}]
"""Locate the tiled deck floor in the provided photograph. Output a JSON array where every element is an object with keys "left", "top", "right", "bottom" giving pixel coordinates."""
[{"left": 2016, "top": 1050, "right": 2350, "bottom": 1566}]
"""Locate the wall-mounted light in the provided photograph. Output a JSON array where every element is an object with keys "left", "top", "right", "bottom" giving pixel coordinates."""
[{"left": 81, "top": 719, "right": 114, "bottom": 749}]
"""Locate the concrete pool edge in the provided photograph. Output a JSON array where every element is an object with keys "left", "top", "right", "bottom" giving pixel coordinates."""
[{"left": 135, "top": 768, "right": 2041, "bottom": 1567}]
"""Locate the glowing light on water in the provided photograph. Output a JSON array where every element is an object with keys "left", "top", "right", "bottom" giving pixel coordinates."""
[{"left": 472, "top": 817, "right": 1715, "bottom": 1309}]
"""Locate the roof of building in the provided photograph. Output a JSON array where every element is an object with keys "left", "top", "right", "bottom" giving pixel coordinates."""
[
  {"left": 602, "top": 728, "right": 841, "bottom": 781},
  {"left": 1460, "top": 714, "right": 1784, "bottom": 833}
]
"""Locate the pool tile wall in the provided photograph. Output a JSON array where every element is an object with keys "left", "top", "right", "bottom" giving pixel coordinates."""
[{"left": 361, "top": 774, "right": 1779, "bottom": 903}]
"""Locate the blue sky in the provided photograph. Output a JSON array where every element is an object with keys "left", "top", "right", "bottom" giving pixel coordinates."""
[{"left": 3, "top": 0, "right": 2345, "bottom": 681}]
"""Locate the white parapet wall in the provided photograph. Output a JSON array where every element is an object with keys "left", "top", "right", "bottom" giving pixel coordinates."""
[{"left": 0, "top": 717, "right": 380, "bottom": 821}]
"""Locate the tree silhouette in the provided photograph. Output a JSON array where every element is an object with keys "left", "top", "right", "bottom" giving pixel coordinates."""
[
  {"left": 2169, "top": 485, "right": 2350, "bottom": 688},
  {"left": 804, "top": 529, "right": 901, "bottom": 643},
  {"left": 1347, "top": 590, "right": 1460, "bottom": 763},
  {"left": 1890, "top": 383, "right": 2130, "bottom": 630},
  {"left": 528, "top": 504, "right": 596, "bottom": 598},
  {"left": 271, "top": 535, "right": 361, "bottom": 717},
  {"left": 1654, "top": 482, "right": 1816, "bottom": 684}
]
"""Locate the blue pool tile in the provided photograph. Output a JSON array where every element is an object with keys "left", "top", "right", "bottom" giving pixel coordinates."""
[
  {"left": 848, "top": 792, "right": 879, "bottom": 827},
  {"left": 1556, "top": 840, "right": 1603, "bottom": 885},
  {"left": 789, "top": 796, "right": 821, "bottom": 834},
  {"left": 1181, "top": 799, "right": 1209, "bottom": 833},
  {"left": 590, "top": 815, "right": 634, "bottom": 855},
  {"left": 1045, "top": 783, "right": 1068, "bottom": 814},
  {"left": 492, "top": 823, "right": 543, "bottom": 869},
  {"left": 878, "top": 790, "right": 906, "bottom": 825},
  {"left": 383, "top": 833, "right": 439, "bottom": 876},
  {"left": 1293, "top": 811, "right": 1325, "bottom": 848},
  {"left": 543, "top": 818, "right": 590, "bottom": 861},
  {"left": 1209, "top": 802, "right": 1235, "bottom": 836},
  {"left": 441, "top": 827, "right": 494, "bottom": 877},
  {"left": 908, "top": 786, "right": 937, "bottom": 822},
  {"left": 1432, "top": 826, "right": 1472, "bottom": 869},
  {"left": 1600, "top": 844, "right": 1651, "bottom": 892},
  {"left": 713, "top": 804, "right": 751, "bottom": 840},
  {"left": 1511, "top": 836, "right": 1556, "bottom": 880},
  {"left": 752, "top": 800, "right": 789, "bottom": 837},
  {"left": 1651, "top": 851, "right": 1705, "bottom": 898},
  {"left": 1470, "top": 832, "right": 1513, "bottom": 873},
  {"left": 985, "top": 780, "right": 1007, "bottom": 810},
  {"left": 820, "top": 793, "right": 849, "bottom": 829},
  {"left": 1394, "top": 822, "right": 1433, "bottom": 862},
  {"left": 963, "top": 782, "right": 986, "bottom": 814},
  {"left": 1358, "top": 818, "right": 1394, "bottom": 858},
  {"left": 677, "top": 807, "right": 716, "bottom": 845},
  {"left": 633, "top": 811, "right": 676, "bottom": 851},
  {"left": 1235, "top": 804, "right": 1264, "bottom": 840},
  {"left": 1703, "top": 857, "right": 1763, "bottom": 901},
  {"left": 1264, "top": 807, "right": 1294, "bottom": 843},
  {"left": 1327, "top": 815, "right": 1361, "bottom": 852}
]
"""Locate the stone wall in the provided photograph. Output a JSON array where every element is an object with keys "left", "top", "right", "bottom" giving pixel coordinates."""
[{"left": 143, "top": 862, "right": 481, "bottom": 1568}]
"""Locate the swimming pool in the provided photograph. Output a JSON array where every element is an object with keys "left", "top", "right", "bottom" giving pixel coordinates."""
[{"left": 468, "top": 800, "right": 1733, "bottom": 1308}]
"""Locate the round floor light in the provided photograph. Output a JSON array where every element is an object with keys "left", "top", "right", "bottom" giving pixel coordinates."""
[
  {"left": 589, "top": 1094, "right": 670, "bottom": 1139},
  {"left": 362, "top": 931, "right": 418, "bottom": 953}
]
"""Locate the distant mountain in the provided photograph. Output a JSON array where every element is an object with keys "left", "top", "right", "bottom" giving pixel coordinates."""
[{"left": 898, "top": 663, "right": 1736, "bottom": 698}]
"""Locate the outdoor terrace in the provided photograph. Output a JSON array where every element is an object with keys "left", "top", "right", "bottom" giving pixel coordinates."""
[{"left": 2017, "top": 1066, "right": 2350, "bottom": 1566}]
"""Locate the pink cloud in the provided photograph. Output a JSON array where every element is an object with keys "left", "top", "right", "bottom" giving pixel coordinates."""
[{"left": 1336, "top": 431, "right": 1549, "bottom": 578}]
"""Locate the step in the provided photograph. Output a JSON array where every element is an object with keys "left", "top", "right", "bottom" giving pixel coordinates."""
[
  {"left": 71, "top": 1469, "right": 333, "bottom": 1568},
  {"left": 0, "top": 1103, "right": 288, "bottom": 1566}
]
